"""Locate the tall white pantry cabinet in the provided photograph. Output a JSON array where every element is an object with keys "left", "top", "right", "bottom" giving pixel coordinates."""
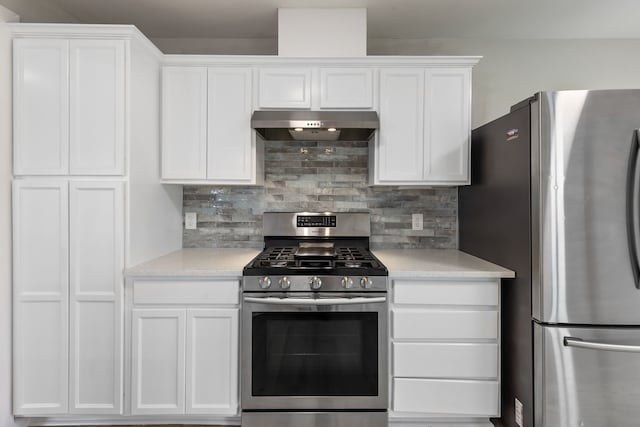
[{"left": 10, "top": 24, "right": 183, "bottom": 416}]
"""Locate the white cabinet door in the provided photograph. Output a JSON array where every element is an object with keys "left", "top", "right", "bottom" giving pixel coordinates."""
[
  {"left": 12, "top": 180, "right": 69, "bottom": 414},
  {"left": 377, "top": 69, "right": 424, "bottom": 182},
  {"left": 131, "top": 309, "right": 186, "bottom": 415},
  {"left": 161, "top": 67, "right": 207, "bottom": 180},
  {"left": 13, "top": 39, "right": 69, "bottom": 175},
  {"left": 393, "top": 378, "right": 499, "bottom": 416},
  {"left": 69, "top": 181, "right": 124, "bottom": 414},
  {"left": 207, "top": 68, "right": 254, "bottom": 182},
  {"left": 424, "top": 68, "right": 471, "bottom": 184},
  {"left": 69, "top": 40, "right": 125, "bottom": 176},
  {"left": 258, "top": 68, "right": 311, "bottom": 109},
  {"left": 320, "top": 68, "right": 373, "bottom": 109},
  {"left": 186, "top": 309, "right": 239, "bottom": 415}
]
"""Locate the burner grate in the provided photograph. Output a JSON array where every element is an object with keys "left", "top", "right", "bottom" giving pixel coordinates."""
[
  {"left": 336, "top": 247, "right": 368, "bottom": 261},
  {"left": 250, "top": 245, "right": 383, "bottom": 271}
]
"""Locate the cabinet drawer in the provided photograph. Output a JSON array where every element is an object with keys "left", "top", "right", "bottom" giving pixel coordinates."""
[
  {"left": 393, "top": 279, "right": 498, "bottom": 306},
  {"left": 392, "top": 309, "right": 498, "bottom": 340},
  {"left": 133, "top": 280, "right": 239, "bottom": 305},
  {"left": 393, "top": 378, "right": 499, "bottom": 416},
  {"left": 393, "top": 342, "right": 498, "bottom": 379}
]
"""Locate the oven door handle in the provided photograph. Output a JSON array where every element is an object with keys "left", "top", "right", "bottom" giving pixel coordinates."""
[{"left": 243, "top": 296, "right": 387, "bottom": 306}]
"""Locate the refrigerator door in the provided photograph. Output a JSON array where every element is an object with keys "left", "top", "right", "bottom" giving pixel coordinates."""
[
  {"left": 535, "top": 323, "right": 640, "bottom": 427},
  {"left": 535, "top": 89, "right": 640, "bottom": 324}
]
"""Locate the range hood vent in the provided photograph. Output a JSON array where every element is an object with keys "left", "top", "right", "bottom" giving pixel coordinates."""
[{"left": 251, "top": 110, "right": 379, "bottom": 141}]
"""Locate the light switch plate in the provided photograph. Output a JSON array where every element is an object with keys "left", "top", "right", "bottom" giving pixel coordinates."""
[
  {"left": 412, "top": 213, "right": 423, "bottom": 231},
  {"left": 185, "top": 212, "right": 197, "bottom": 230}
]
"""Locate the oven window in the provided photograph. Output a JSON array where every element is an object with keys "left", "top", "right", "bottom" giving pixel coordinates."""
[{"left": 252, "top": 312, "right": 378, "bottom": 396}]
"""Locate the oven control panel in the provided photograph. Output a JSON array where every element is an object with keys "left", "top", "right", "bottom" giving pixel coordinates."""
[{"left": 296, "top": 215, "right": 337, "bottom": 228}]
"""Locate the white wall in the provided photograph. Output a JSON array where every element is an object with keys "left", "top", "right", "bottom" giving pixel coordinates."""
[
  {"left": 0, "top": 0, "right": 76, "bottom": 23},
  {"left": 0, "top": 6, "right": 24, "bottom": 427},
  {"left": 153, "top": 37, "right": 276, "bottom": 55}
]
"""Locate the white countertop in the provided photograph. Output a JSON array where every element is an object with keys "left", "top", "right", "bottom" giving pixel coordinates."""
[
  {"left": 372, "top": 249, "right": 515, "bottom": 279},
  {"left": 125, "top": 248, "right": 261, "bottom": 277},
  {"left": 126, "top": 248, "right": 514, "bottom": 279}
]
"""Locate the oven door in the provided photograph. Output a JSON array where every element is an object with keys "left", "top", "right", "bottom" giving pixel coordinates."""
[{"left": 241, "top": 292, "right": 388, "bottom": 410}]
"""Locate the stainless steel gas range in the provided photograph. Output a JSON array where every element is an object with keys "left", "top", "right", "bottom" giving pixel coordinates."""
[{"left": 241, "top": 212, "right": 389, "bottom": 427}]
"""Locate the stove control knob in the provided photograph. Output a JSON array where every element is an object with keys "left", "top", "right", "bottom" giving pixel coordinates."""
[
  {"left": 341, "top": 276, "right": 354, "bottom": 289},
  {"left": 258, "top": 276, "right": 272, "bottom": 289},
  {"left": 279, "top": 276, "right": 291, "bottom": 289},
  {"left": 360, "top": 277, "right": 373, "bottom": 289},
  {"left": 309, "top": 276, "right": 322, "bottom": 290}
]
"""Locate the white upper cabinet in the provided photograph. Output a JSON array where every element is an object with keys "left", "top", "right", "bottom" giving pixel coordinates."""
[
  {"left": 377, "top": 68, "right": 425, "bottom": 182},
  {"left": 424, "top": 68, "right": 471, "bottom": 183},
  {"left": 69, "top": 40, "right": 125, "bottom": 175},
  {"left": 161, "top": 66, "right": 260, "bottom": 184},
  {"left": 319, "top": 67, "right": 373, "bottom": 109},
  {"left": 13, "top": 38, "right": 126, "bottom": 176},
  {"left": 372, "top": 66, "right": 472, "bottom": 186},
  {"left": 161, "top": 67, "right": 207, "bottom": 180},
  {"left": 207, "top": 68, "right": 254, "bottom": 182},
  {"left": 13, "top": 39, "right": 69, "bottom": 175},
  {"left": 258, "top": 66, "right": 374, "bottom": 110},
  {"left": 160, "top": 57, "right": 477, "bottom": 186},
  {"left": 258, "top": 67, "right": 312, "bottom": 109}
]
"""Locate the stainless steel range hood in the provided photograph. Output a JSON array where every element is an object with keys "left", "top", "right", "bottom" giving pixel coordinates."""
[{"left": 251, "top": 110, "right": 379, "bottom": 141}]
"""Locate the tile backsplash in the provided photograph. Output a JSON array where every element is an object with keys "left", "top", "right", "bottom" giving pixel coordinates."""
[{"left": 183, "top": 140, "right": 457, "bottom": 249}]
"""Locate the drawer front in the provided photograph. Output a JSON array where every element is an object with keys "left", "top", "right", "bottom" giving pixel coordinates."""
[
  {"left": 393, "top": 378, "right": 499, "bottom": 416},
  {"left": 393, "top": 342, "right": 498, "bottom": 379},
  {"left": 133, "top": 280, "right": 239, "bottom": 305},
  {"left": 393, "top": 279, "right": 499, "bottom": 306},
  {"left": 392, "top": 309, "right": 498, "bottom": 340}
]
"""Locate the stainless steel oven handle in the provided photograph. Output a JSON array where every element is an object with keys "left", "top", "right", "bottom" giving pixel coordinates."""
[
  {"left": 564, "top": 336, "right": 640, "bottom": 353},
  {"left": 243, "top": 296, "right": 387, "bottom": 306}
]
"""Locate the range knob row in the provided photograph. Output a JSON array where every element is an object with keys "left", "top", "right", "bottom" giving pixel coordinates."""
[{"left": 257, "top": 276, "right": 373, "bottom": 289}]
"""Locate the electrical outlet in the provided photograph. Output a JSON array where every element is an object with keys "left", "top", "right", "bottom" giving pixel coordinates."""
[
  {"left": 515, "top": 397, "right": 523, "bottom": 427},
  {"left": 185, "top": 212, "right": 197, "bottom": 230},
  {"left": 412, "top": 213, "right": 423, "bottom": 231}
]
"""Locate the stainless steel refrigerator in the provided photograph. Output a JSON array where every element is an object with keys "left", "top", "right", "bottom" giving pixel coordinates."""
[{"left": 460, "top": 90, "right": 640, "bottom": 427}]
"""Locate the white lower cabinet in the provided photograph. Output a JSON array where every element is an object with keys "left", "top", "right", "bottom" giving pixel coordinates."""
[
  {"left": 393, "top": 378, "right": 499, "bottom": 415},
  {"left": 186, "top": 309, "right": 238, "bottom": 414},
  {"left": 13, "top": 181, "right": 69, "bottom": 415},
  {"left": 69, "top": 181, "right": 124, "bottom": 414},
  {"left": 13, "top": 179, "right": 124, "bottom": 415},
  {"left": 131, "top": 309, "right": 186, "bottom": 415},
  {"left": 391, "top": 278, "right": 501, "bottom": 421},
  {"left": 128, "top": 279, "right": 240, "bottom": 416}
]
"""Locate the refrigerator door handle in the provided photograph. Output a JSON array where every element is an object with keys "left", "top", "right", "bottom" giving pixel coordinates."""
[
  {"left": 564, "top": 336, "right": 640, "bottom": 353},
  {"left": 626, "top": 129, "right": 640, "bottom": 289}
]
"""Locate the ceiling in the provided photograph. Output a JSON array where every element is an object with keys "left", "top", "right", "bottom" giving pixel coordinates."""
[{"left": 2, "top": 0, "right": 640, "bottom": 40}]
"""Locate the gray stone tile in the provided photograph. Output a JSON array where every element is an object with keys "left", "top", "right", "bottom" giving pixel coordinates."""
[{"left": 182, "top": 139, "right": 457, "bottom": 249}]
